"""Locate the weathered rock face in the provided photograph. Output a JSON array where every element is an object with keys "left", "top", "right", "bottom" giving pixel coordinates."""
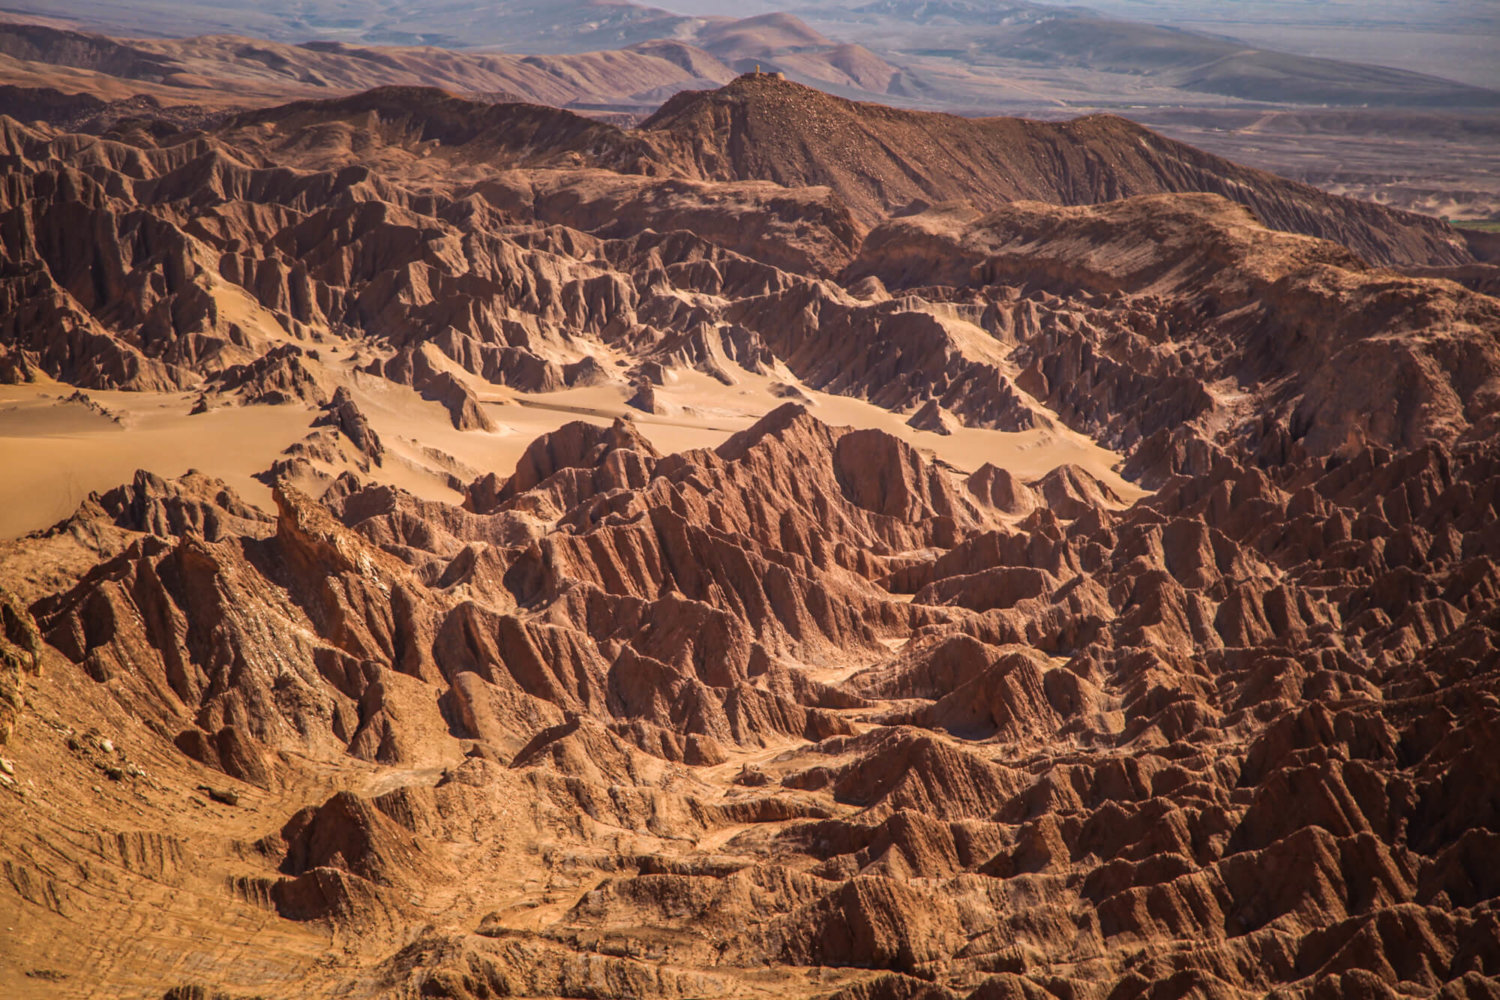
[
  {"left": 209, "top": 343, "right": 327, "bottom": 406},
  {"left": 640, "top": 74, "right": 1473, "bottom": 268},
  {"left": 466, "top": 416, "right": 662, "bottom": 514},
  {"left": 0, "top": 587, "right": 41, "bottom": 745},
  {"left": 0, "top": 77, "right": 1497, "bottom": 1000},
  {"left": 0, "top": 344, "right": 35, "bottom": 384},
  {"left": 376, "top": 344, "right": 494, "bottom": 431},
  {"left": 316, "top": 387, "right": 385, "bottom": 466},
  {"left": 849, "top": 194, "right": 1500, "bottom": 473},
  {"left": 1, "top": 78, "right": 1480, "bottom": 412},
  {"left": 9, "top": 395, "right": 1500, "bottom": 997}
]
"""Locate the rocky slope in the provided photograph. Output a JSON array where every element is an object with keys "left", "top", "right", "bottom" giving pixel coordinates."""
[
  {"left": 847, "top": 195, "right": 1500, "bottom": 464},
  {"left": 639, "top": 74, "right": 1474, "bottom": 268},
  {"left": 0, "top": 74, "right": 1498, "bottom": 1000}
]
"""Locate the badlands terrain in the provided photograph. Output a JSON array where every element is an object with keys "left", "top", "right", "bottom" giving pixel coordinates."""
[
  {"left": 3, "top": 3, "right": 1499, "bottom": 225},
  {"left": 0, "top": 59, "right": 1499, "bottom": 1000}
]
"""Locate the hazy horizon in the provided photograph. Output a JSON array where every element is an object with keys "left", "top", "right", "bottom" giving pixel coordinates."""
[{"left": 652, "top": 0, "right": 1500, "bottom": 89}]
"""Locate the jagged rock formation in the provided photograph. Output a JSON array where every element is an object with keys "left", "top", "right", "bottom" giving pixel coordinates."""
[
  {"left": 6, "top": 383, "right": 1500, "bottom": 995},
  {"left": 850, "top": 194, "right": 1500, "bottom": 471},
  {"left": 0, "top": 344, "right": 35, "bottom": 383},
  {"left": 0, "top": 73, "right": 1497, "bottom": 1000},
  {"left": 0, "top": 78, "right": 1484, "bottom": 413},
  {"left": 0, "top": 587, "right": 41, "bottom": 746},
  {"left": 375, "top": 344, "right": 495, "bottom": 432},
  {"left": 209, "top": 343, "right": 328, "bottom": 405}
]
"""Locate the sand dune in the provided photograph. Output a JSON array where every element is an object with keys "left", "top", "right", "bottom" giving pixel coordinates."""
[{"left": 0, "top": 358, "right": 1142, "bottom": 538}]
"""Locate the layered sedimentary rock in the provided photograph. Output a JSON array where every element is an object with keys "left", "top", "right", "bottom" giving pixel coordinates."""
[
  {"left": 0, "top": 75, "right": 1497, "bottom": 1000},
  {"left": 7, "top": 386, "right": 1499, "bottom": 996}
]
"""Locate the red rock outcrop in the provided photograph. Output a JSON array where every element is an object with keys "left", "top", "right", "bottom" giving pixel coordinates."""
[
  {"left": 9, "top": 387, "right": 1500, "bottom": 1000},
  {"left": 849, "top": 194, "right": 1500, "bottom": 472},
  {"left": 0, "top": 586, "right": 41, "bottom": 745}
]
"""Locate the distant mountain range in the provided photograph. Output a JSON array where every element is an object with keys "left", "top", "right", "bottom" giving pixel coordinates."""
[{"left": 7, "top": 0, "right": 1497, "bottom": 112}]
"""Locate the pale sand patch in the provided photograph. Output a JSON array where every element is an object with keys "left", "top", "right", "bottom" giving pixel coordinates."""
[
  {"left": 0, "top": 383, "right": 316, "bottom": 538},
  {"left": 479, "top": 368, "right": 1144, "bottom": 502},
  {"left": 0, "top": 356, "right": 1144, "bottom": 539}
]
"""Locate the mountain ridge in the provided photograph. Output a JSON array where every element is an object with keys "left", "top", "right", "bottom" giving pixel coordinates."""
[
  {"left": 634, "top": 75, "right": 1475, "bottom": 271},
  {"left": 236, "top": 74, "right": 1475, "bottom": 270}
]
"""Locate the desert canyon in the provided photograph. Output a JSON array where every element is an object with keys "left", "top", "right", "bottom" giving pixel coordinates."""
[{"left": 0, "top": 5, "right": 1498, "bottom": 999}]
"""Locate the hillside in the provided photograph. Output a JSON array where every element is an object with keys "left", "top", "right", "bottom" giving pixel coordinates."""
[
  {"left": 640, "top": 74, "right": 1473, "bottom": 267},
  {"left": 77, "top": 75, "right": 1475, "bottom": 271},
  {"left": 3, "top": 13, "right": 1496, "bottom": 232},
  {"left": 0, "top": 21, "right": 738, "bottom": 114},
  {"left": 979, "top": 15, "right": 1500, "bottom": 107}
]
